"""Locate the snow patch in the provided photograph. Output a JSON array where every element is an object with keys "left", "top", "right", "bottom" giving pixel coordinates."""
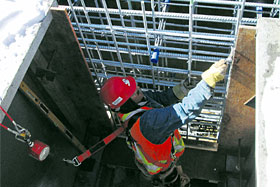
[
  {"left": 0, "top": 0, "right": 52, "bottom": 104},
  {"left": 262, "top": 56, "right": 280, "bottom": 187}
]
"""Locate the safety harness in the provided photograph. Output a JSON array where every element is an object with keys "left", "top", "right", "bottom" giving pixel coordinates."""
[
  {"left": 63, "top": 107, "right": 185, "bottom": 171},
  {"left": 120, "top": 107, "right": 185, "bottom": 175}
]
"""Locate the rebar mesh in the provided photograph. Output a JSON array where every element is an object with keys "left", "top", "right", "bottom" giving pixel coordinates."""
[{"left": 63, "top": 0, "right": 279, "bottom": 145}]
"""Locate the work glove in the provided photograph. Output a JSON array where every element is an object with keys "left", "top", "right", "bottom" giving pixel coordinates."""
[
  {"left": 201, "top": 59, "right": 228, "bottom": 88},
  {"left": 172, "top": 78, "right": 192, "bottom": 100}
]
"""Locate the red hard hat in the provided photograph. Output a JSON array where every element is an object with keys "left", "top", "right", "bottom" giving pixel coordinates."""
[{"left": 100, "top": 76, "right": 137, "bottom": 109}]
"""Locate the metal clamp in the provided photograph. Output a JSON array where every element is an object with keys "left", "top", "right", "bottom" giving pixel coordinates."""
[
  {"left": 15, "top": 129, "right": 31, "bottom": 143},
  {"left": 225, "top": 47, "right": 235, "bottom": 64}
]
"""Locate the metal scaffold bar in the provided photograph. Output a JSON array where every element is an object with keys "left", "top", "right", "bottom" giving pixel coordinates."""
[
  {"left": 188, "top": 0, "right": 194, "bottom": 82},
  {"left": 61, "top": 6, "right": 258, "bottom": 24},
  {"left": 80, "top": 0, "right": 108, "bottom": 79},
  {"left": 77, "top": 29, "right": 233, "bottom": 47},
  {"left": 116, "top": 0, "right": 137, "bottom": 78},
  {"left": 150, "top": 0, "right": 170, "bottom": 64},
  {"left": 72, "top": 23, "right": 236, "bottom": 41},
  {"left": 64, "top": 0, "right": 279, "bottom": 143},
  {"left": 101, "top": 0, "right": 126, "bottom": 76},
  {"left": 87, "top": 58, "right": 196, "bottom": 75},
  {"left": 78, "top": 38, "right": 229, "bottom": 57},
  {"left": 141, "top": 1, "right": 156, "bottom": 89},
  {"left": 94, "top": 0, "right": 117, "bottom": 72},
  {"left": 75, "top": 14, "right": 234, "bottom": 33},
  {"left": 127, "top": 0, "right": 280, "bottom": 8},
  {"left": 66, "top": 0, "right": 102, "bottom": 87},
  {"left": 91, "top": 71, "right": 227, "bottom": 92},
  {"left": 234, "top": 0, "right": 246, "bottom": 45},
  {"left": 81, "top": 44, "right": 224, "bottom": 62}
]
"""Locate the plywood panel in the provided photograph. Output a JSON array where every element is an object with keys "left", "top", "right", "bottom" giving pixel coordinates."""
[{"left": 219, "top": 26, "right": 256, "bottom": 154}]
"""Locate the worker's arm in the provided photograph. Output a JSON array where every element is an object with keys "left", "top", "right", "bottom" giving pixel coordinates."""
[
  {"left": 142, "top": 79, "right": 191, "bottom": 107},
  {"left": 139, "top": 60, "right": 227, "bottom": 144},
  {"left": 143, "top": 88, "right": 179, "bottom": 107},
  {"left": 140, "top": 80, "right": 212, "bottom": 144}
]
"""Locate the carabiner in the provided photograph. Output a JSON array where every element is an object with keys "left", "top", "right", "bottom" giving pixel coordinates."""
[{"left": 63, "top": 157, "right": 81, "bottom": 167}]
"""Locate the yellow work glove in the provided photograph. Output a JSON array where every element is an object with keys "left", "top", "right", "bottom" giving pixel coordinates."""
[{"left": 201, "top": 59, "right": 228, "bottom": 88}]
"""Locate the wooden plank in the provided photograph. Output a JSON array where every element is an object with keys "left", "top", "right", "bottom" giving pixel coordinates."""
[
  {"left": 219, "top": 26, "right": 256, "bottom": 154},
  {"left": 19, "top": 81, "right": 86, "bottom": 152}
]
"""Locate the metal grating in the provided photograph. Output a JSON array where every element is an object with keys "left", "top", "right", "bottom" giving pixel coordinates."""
[{"left": 61, "top": 0, "right": 279, "bottom": 144}]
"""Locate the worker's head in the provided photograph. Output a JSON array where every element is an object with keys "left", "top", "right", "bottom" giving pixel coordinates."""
[{"left": 100, "top": 76, "right": 144, "bottom": 113}]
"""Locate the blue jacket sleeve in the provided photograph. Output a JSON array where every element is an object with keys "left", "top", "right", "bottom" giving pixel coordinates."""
[
  {"left": 139, "top": 80, "right": 212, "bottom": 144},
  {"left": 143, "top": 88, "right": 179, "bottom": 107}
]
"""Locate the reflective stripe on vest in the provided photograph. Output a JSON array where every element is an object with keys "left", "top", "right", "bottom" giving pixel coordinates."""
[
  {"left": 133, "top": 142, "right": 162, "bottom": 174},
  {"left": 172, "top": 130, "right": 185, "bottom": 158},
  {"left": 131, "top": 126, "right": 185, "bottom": 175},
  {"left": 119, "top": 107, "right": 151, "bottom": 122}
]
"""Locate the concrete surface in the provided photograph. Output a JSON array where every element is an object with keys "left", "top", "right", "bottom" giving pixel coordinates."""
[
  {"left": 1, "top": 7, "right": 114, "bottom": 187},
  {"left": 256, "top": 18, "right": 280, "bottom": 187},
  {"left": 1, "top": 91, "right": 79, "bottom": 187}
]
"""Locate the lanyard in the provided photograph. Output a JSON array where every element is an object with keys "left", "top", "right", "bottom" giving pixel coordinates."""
[
  {"left": 0, "top": 97, "right": 50, "bottom": 161},
  {"left": 63, "top": 122, "right": 128, "bottom": 166},
  {"left": 0, "top": 105, "right": 32, "bottom": 144}
]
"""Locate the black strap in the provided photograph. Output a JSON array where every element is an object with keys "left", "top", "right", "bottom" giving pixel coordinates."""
[
  {"left": 127, "top": 111, "right": 145, "bottom": 130},
  {"left": 125, "top": 111, "right": 145, "bottom": 144}
]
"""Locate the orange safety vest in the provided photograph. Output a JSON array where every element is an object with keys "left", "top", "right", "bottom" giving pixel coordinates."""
[{"left": 120, "top": 107, "right": 185, "bottom": 175}]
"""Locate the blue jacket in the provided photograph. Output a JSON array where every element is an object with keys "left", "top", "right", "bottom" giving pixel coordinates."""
[{"left": 140, "top": 80, "right": 212, "bottom": 144}]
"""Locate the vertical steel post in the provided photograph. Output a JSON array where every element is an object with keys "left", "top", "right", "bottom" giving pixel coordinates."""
[
  {"left": 270, "top": 0, "right": 280, "bottom": 17},
  {"left": 116, "top": 0, "right": 137, "bottom": 78},
  {"left": 67, "top": 0, "right": 102, "bottom": 87},
  {"left": 234, "top": 0, "right": 246, "bottom": 45},
  {"left": 80, "top": 0, "right": 108, "bottom": 78},
  {"left": 151, "top": 0, "right": 169, "bottom": 64},
  {"left": 94, "top": 0, "right": 117, "bottom": 73},
  {"left": 101, "top": 0, "right": 127, "bottom": 76},
  {"left": 188, "top": 0, "right": 194, "bottom": 82},
  {"left": 127, "top": 0, "right": 146, "bottom": 83},
  {"left": 141, "top": 1, "right": 156, "bottom": 89},
  {"left": 151, "top": 0, "right": 156, "bottom": 32}
]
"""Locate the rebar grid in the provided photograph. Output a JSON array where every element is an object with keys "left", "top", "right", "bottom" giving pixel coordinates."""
[{"left": 64, "top": 0, "right": 279, "bottom": 144}]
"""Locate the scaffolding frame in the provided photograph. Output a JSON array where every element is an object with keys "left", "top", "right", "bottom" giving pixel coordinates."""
[{"left": 63, "top": 0, "right": 279, "bottom": 146}]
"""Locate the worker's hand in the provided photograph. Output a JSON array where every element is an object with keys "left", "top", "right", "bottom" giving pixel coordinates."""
[
  {"left": 201, "top": 59, "right": 228, "bottom": 88},
  {"left": 172, "top": 79, "right": 192, "bottom": 100}
]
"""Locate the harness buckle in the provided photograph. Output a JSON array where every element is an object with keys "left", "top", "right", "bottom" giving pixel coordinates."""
[
  {"left": 72, "top": 157, "right": 81, "bottom": 166},
  {"left": 171, "top": 153, "right": 177, "bottom": 160}
]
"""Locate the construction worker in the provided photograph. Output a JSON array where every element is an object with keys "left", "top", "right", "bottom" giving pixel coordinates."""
[{"left": 100, "top": 59, "right": 227, "bottom": 187}]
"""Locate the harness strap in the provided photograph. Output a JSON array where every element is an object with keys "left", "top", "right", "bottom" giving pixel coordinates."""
[{"left": 73, "top": 122, "right": 128, "bottom": 166}]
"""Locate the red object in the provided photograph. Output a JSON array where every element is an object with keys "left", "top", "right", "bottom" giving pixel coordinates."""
[
  {"left": 0, "top": 105, "right": 50, "bottom": 162},
  {"left": 29, "top": 140, "right": 50, "bottom": 161},
  {"left": 0, "top": 105, "right": 13, "bottom": 122},
  {"left": 76, "top": 123, "right": 127, "bottom": 165},
  {"left": 100, "top": 76, "right": 136, "bottom": 109},
  {"left": 0, "top": 122, "right": 8, "bottom": 130},
  {"left": 130, "top": 109, "right": 185, "bottom": 175}
]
